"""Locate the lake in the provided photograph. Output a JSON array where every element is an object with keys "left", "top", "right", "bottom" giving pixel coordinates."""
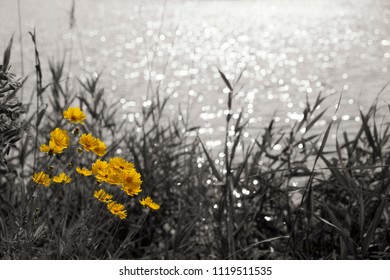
[{"left": 1, "top": 0, "right": 390, "bottom": 144}]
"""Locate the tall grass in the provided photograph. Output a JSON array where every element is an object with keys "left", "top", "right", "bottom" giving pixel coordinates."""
[{"left": 0, "top": 31, "right": 389, "bottom": 259}]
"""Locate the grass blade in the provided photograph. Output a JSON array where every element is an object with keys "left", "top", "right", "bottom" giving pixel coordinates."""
[{"left": 199, "top": 137, "right": 223, "bottom": 182}]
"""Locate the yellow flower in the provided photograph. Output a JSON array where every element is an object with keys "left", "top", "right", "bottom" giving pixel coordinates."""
[
  {"left": 105, "top": 169, "right": 122, "bottom": 185},
  {"left": 63, "top": 107, "right": 86, "bottom": 124},
  {"left": 40, "top": 128, "right": 70, "bottom": 155},
  {"left": 76, "top": 167, "right": 93, "bottom": 176},
  {"left": 79, "top": 134, "right": 107, "bottom": 156},
  {"left": 50, "top": 128, "right": 70, "bottom": 151},
  {"left": 107, "top": 201, "right": 127, "bottom": 219},
  {"left": 32, "top": 171, "right": 51, "bottom": 187},
  {"left": 121, "top": 169, "right": 142, "bottom": 196},
  {"left": 92, "top": 159, "right": 109, "bottom": 182},
  {"left": 92, "top": 139, "right": 107, "bottom": 156},
  {"left": 40, "top": 140, "right": 64, "bottom": 154},
  {"left": 93, "top": 189, "right": 113, "bottom": 203},
  {"left": 109, "top": 157, "right": 135, "bottom": 172},
  {"left": 79, "top": 134, "right": 98, "bottom": 152},
  {"left": 53, "top": 172, "right": 72, "bottom": 184},
  {"left": 139, "top": 196, "right": 160, "bottom": 211}
]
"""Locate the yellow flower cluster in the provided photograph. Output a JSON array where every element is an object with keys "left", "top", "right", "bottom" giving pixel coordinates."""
[
  {"left": 94, "top": 188, "right": 113, "bottom": 203},
  {"left": 79, "top": 133, "right": 106, "bottom": 156},
  {"left": 40, "top": 128, "right": 70, "bottom": 155},
  {"left": 93, "top": 189, "right": 127, "bottom": 219},
  {"left": 32, "top": 171, "right": 72, "bottom": 187},
  {"left": 91, "top": 157, "right": 142, "bottom": 196},
  {"left": 107, "top": 201, "right": 127, "bottom": 219},
  {"left": 33, "top": 106, "right": 159, "bottom": 220},
  {"left": 34, "top": 108, "right": 90, "bottom": 187}
]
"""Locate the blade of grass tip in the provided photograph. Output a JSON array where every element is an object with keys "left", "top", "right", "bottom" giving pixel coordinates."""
[
  {"left": 342, "top": 131, "right": 352, "bottom": 158},
  {"left": 219, "top": 69, "right": 233, "bottom": 113},
  {"left": 2, "top": 36, "right": 13, "bottom": 71},
  {"left": 305, "top": 108, "right": 328, "bottom": 132},
  {"left": 372, "top": 106, "right": 380, "bottom": 155},
  {"left": 375, "top": 80, "right": 390, "bottom": 99},
  {"left": 234, "top": 66, "right": 246, "bottom": 85},
  {"left": 199, "top": 136, "right": 223, "bottom": 182},
  {"left": 304, "top": 91, "right": 311, "bottom": 112},
  {"left": 29, "top": 29, "right": 43, "bottom": 91},
  {"left": 69, "top": 0, "right": 76, "bottom": 29},
  {"left": 284, "top": 90, "right": 343, "bottom": 258},
  {"left": 218, "top": 68, "right": 233, "bottom": 92}
]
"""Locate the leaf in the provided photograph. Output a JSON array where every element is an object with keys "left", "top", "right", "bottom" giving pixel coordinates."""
[
  {"left": 218, "top": 69, "right": 233, "bottom": 91},
  {"left": 359, "top": 109, "right": 380, "bottom": 158},
  {"left": 2, "top": 36, "right": 13, "bottom": 71},
  {"left": 36, "top": 105, "right": 47, "bottom": 127},
  {"left": 37, "top": 84, "right": 50, "bottom": 97},
  {"left": 19, "top": 136, "right": 29, "bottom": 169},
  {"left": 186, "top": 126, "right": 200, "bottom": 132}
]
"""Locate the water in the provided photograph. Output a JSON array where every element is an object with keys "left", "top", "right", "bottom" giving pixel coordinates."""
[{"left": 1, "top": 0, "right": 390, "bottom": 144}]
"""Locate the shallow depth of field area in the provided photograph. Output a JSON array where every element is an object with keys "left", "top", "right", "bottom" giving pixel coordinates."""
[{"left": 0, "top": 0, "right": 390, "bottom": 259}]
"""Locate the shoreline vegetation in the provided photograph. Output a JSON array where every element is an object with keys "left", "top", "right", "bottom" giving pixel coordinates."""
[{"left": 1, "top": 25, "right": 390, "bottom": 260}]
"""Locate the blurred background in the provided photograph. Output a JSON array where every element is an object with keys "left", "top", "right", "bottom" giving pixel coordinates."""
[{"left": 1, "top": 0, "right": 390, "bottom": 142}]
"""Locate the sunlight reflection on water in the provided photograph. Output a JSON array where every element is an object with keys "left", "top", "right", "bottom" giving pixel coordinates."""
[{"left": 1, "top": 0, "right": 390, "bottom": 145}]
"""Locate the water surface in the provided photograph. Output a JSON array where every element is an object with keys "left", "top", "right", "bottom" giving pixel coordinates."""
[{"left": 1, "top": 0, "right": 390, "bottom": 143}]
